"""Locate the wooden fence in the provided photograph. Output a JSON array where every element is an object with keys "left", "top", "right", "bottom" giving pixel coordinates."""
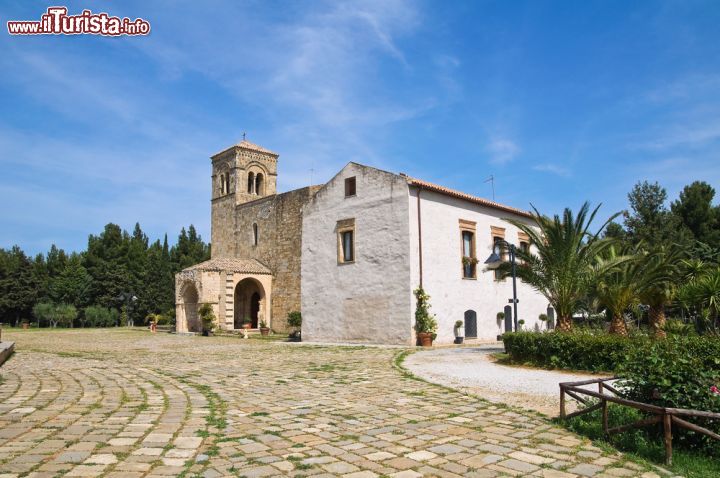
[{"left": 559, "top": 377, "right": 720, "bottom": 466}]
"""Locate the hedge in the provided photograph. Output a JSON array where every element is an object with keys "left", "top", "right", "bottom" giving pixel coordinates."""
[
  {"left": 501, "top": 330, "right": 633, "bottom": 372},
  {"left": 502, "top": 331, "right": 720, "bottom": 454}
]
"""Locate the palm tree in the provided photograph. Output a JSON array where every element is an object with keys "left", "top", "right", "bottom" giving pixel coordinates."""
[
  {"left": 501, "top": 202, "right": 620, "bottom": 332},
  {"left": 638, "top": 244, "right": 684, "bottom": 338},
  {"left": 678, "top": 267, "right": 720, "bottom": 334}
]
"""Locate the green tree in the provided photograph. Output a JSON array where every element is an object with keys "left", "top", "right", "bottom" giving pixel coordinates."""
[
  {"left": 671, "top": 181, "right": 720, "bottom": 249},
  {"left": 624, "top": 181, "right": 688, "bottom": 247},
  {"left": 0, "top": 246, "right": 39, "bottom": 325},
  {"left": 84, "top": 224, "right": 131, "bottom": 308},
  {"left": 589, "top": 246, "right": 640, "bottom": 336},
  {"left": 83, "top": 306, "right": 117, "bottom": 327},
  {"left": 50, "top": 253, "right": 90, "bottom": 308},
  {"left": 501, "top": 202, "right": 620, "bottom": 332},
  {"left": 603, "top": 221, "right": 627, "bottom": 241},
  {"left": 678, "top": 267, "right": 720, "bottom": 333},
  {"left": 171, "top": 225, "right": 210, "bottom": 271},
  {"left": 637, "top": 244, "right": 685, "bottom": 337},
  {"left": 33, "top": 302, "right": 77, "bottom": 328}
]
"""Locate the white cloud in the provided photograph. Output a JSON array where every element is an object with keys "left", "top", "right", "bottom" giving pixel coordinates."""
[
  {"left": 532, "top": 163, "right": 571, "bottom": 177},
  {"left": 486, "top": 138, "right": 520, "bottom": 164}
]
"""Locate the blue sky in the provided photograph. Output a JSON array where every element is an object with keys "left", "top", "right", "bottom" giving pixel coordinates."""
[{"left": 1, "top": 0, "right": 719, "bottom": 255}]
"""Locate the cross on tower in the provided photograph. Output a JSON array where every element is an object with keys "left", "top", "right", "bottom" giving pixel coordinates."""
[{"left": 242, "top": 131, "right": 246, "bottom": 141}]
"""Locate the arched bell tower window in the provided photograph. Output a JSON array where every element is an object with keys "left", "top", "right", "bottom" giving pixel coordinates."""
[
  {"left": 219, "top": 174, "right": 226, "bottom": 194},
  {"left": 252, "top": 223, "right": 258, "bottom": 246},
  {"left": 255, "top": 173, "right": 264, "bottom": 196},
  {"left": 247, "top": 172, "right": 255, "bottom": 194},
  {"left": 225, "top": 174, "right": 231, "bottom": 195}
]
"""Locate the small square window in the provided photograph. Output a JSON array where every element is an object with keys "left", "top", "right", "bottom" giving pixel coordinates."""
[{"left": 345, "top": 177, "right": 356, "bottom": 197}]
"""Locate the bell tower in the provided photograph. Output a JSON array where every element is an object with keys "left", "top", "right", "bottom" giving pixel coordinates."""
[
  {"left": 210, "top": 138, "right": 279, "bottom": 258},
  {"left": 210, "top": 139, "right": 278, "bottom": 205}
]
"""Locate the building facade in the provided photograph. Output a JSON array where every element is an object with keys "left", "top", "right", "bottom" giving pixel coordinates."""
[{"left": 176, "top": 140, "right": 553, "bottom": 344}]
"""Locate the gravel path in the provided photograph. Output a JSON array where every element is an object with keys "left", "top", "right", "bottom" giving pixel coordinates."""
[{"left": 404, "top": 345, "right": 610, "bottom": 416}]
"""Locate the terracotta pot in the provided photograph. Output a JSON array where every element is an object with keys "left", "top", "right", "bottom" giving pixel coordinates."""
[
  {"left": 417, "top": 332, "right": 433, "bottom": 347},
  {"left": 242, "top": 323, "right": 252, "bottom": 330},
  {"left": 22, "top": 323, "right": 29, "bottom": 330},
  {"left": 260, "top": 327, "right": 270, "bottom": 336}
]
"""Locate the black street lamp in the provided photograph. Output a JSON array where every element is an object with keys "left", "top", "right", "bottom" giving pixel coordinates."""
[
  {"left": 117, "top": 292, "right": 138, "bottom": 327},
  {"left": 485, "top": 239, "right": 519, "bottom": 332}
]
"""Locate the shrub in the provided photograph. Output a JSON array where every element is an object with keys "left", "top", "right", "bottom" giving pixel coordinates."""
[
  {"left": 414, "top": 287, "right": 437, "bottom": 337},
  {"left": 198, "top": 303, "right": 216, "bottom": 333},
  {"left": 84, "top": 306, "right": 118, "bottom": 327},
  {"left": 502, "top": 330, "right": 634, "bottom": 372},
  {"left": 287, "top": 311, "right": 302, "bottom": 329},
  {"left": 618, "top": 336, "right": 720, "bottom": 454},
  {"left": 287, "top": 311, "right": 302, "bottom": 339}
]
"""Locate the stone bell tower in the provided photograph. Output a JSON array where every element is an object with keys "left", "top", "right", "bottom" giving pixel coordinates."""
[{"left": 210, "top": 138, "right": 279, "bottom": 257}]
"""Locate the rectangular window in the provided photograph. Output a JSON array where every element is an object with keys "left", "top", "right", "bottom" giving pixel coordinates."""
[
  {"left": 337, "top": 218, "right": 355, "bottom": 264},
  {"left": 459, "top": 219, "right": 477, "bottom": 279},
  {"left": 342, "top": 231, "right": 354, "bottom": 262},
  {"left": 493, "top": 236, "right": 506, "bottom": 280},
  {"left": 345, "top": 177, "right": 356, "bottom": 197}
]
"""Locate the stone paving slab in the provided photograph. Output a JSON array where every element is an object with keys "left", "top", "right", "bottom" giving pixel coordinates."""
[{"left": 0, "top": 329, "right": 665, "bottom": 477}]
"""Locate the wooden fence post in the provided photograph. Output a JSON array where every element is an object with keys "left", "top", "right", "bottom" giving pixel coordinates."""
[
  {"left": 560, "top": 385, "right": 566, "bottom": 419},
  {"left": 663, "top": 413, "right": 673, "bottom": 466},
  {"left": 602, "top": 399, "right": 609, "bottom": 436}
]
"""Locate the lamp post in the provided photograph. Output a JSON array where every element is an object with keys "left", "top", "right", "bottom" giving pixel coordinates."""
[
  {"left": 485, "top": 239, "right": 519, "bottom": 332},
  {"left": 117, "top": 293, "right": 138, "bottom": 327}
]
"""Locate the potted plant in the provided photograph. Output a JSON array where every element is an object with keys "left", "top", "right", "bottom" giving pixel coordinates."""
[
  {"left": 496, "top": 312, "right": 505, "bottom": 321},
  {"left": 287, "top": 311, "right": 302, "bottom": 341},
  {"left": 259, "top": 320, "right": 270, "bottom": 336},
  {"left": 414, "top": 287, "right": 437, "bottom": 347},
  {"left": 241, "top": 316, "right": 252, "bottom": 330},
  {"left": 518, "top": 319, "right": 525, "bottom": 330},
  {"left": 454, "top": 320, "right": 464, "bottom": 344},
  {"left": 538, "top": 313, "right": 548, "bottom": 330},
  {"left": 198, "top": 303, "right": 216, "bottom": 337}
]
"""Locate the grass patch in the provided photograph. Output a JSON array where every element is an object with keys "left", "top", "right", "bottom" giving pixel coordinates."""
[{"left": 561, "top": 403, "right": 720, "bottom": 478}]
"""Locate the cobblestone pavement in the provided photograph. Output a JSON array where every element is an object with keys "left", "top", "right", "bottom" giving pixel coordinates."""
[{"left": 0, "top": 329, "right": 665, "bottom": 478}]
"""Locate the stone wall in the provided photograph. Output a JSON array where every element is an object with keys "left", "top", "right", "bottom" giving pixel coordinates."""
[
  {"left": 211, "top": 195, "right": 236, "bottom": 258},
  {"left": 231, "top": 186, "right": 321, "bottom": 331},
  {"left": 301, "top": 163, "right": 413, "bottom": 345}
]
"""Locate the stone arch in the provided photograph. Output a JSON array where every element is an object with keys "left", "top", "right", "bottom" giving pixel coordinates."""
[
  {"left": 234, "top": 278, "right": 266, "bottom": 329},
  {"left": 179, "top": 281, "right": 201, "bottom": 333}
]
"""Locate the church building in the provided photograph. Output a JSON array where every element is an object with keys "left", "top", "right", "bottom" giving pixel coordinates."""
[{"left": 175, "top": 139, "right": 552, "bottom": 345}]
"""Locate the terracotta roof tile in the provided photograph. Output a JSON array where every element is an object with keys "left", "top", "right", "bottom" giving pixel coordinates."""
[
  {"left": 183, "top": 258, "right": 271, "bottom": 274},
  {"left": 212, "top": 139, "right": 279, "bottom": 158},
  {"left": 235, "top": 140, "right": 278, "bottom": 156},
  {"left": 402, "top": 175, "right": 533, "bottom": 219}
]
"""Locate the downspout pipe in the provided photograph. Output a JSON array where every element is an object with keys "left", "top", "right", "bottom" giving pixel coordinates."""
[{"left": 417, "top": 186, "right": 423, "bottom": 288}]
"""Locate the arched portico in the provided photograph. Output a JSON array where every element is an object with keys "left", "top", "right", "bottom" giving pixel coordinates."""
[
  {"left": 178, "top": 281, "right": 201, "bottom": 333},
  {"left": 234, "top": 278, "right": 267, "bottom": 329}
]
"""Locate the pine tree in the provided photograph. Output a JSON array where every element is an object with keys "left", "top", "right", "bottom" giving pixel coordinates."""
[{"left": 0, "top": 246, "right": 39, "bottom": 325}]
